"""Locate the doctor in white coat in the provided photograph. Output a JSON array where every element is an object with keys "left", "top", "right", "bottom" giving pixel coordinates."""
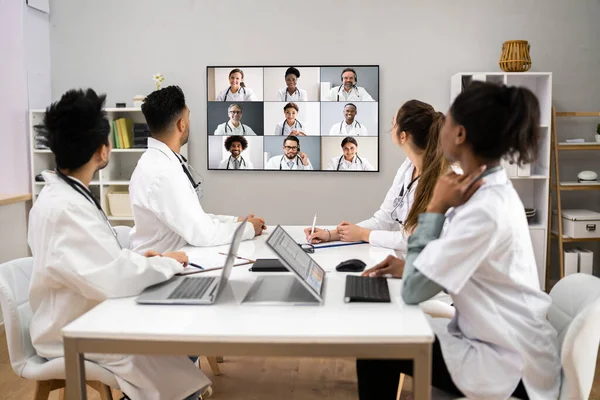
[
  {"left": 213, "top": 103, "right": 257, "bottom": 136},
  {"left": 218, "top": 135, "right": 254, "bottom": 169},
  {"left": 215, "top": 68, "right": 258, "bottom": 101},
  {"left": 327, "top": 103, "right": 369, "bottom": 136},
  {"left": 276, "top": 67, "right": 308, "bottom": 101},
  {"left": 129, "top": 86, "right": 266, "bottom": 254},
  {"left": 356, "top": 82, "right": 560, "bottom": 400},
  {"left": 272, "top": 102, "right": 307, "bottom": 136},
  {"left": 325, "top": 137, "right": 374, "bottom": 171},
  {"left": 28, "top": 88, "right": 211, "bottom": 400},
  {"left": 307, "top": 100, "right": 447, "bottom": 256},
  {"left": 323, "top": 68, "right": 374, "bottom": 102},
  {"left": 265, "top": 135, "right": 313, "bottom": 170}
]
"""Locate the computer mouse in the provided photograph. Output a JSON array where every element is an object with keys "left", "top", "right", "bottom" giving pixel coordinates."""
[{"left": 336, "top": 259, "right": 367, "bottom": 273}]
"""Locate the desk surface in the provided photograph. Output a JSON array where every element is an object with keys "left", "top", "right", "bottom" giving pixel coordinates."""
[{"left": 62, "top": 226, "right": 434, "bottom": 344}]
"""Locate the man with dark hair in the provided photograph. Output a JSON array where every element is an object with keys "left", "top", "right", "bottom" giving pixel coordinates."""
[
  {"left": 130, "top": 86, "right": 265, "bottom": 253},
  {"left": 218, "top": 135, "right": 254, "bottom": 169},
  {"left": 28, "top": 88, "right": 211, "bottom": 400},
  {"left": 265, "top": 135, "right": 313, "bottom": 170},
  {"left": 328, "top": 103, "right": 369, "bottom": 136}
]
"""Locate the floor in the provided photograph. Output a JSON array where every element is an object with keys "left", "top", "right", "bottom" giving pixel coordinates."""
[{"left": 1, "top": 330, "right": 598, "bottom": 399}]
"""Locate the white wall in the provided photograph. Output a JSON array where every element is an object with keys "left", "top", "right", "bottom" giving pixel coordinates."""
[
  {"left": 47, "top": 0, "right": 600, "bottom": 230},
  {"left": 263, "top": 67, "right": 321, "bottom": 101}
]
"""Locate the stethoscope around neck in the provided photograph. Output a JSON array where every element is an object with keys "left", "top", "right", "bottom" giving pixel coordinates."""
[
  {"left": 336, "top": 85, "right": 360, "bottom": 101},
  {"left": 55, "top": 169, "right": 122, "bottom": 249},
  {"left": 225, "top": 121, "right": 246, "bottom": 134},
  {"left": 281, "top": 119, "right": 302, "bottom": 135},
  {"left": 285, "top": 87, "right": 300, "bottom": 101},
  {"left": 224, "top": 86, "right": 246, "bottom": 100},
  {"left": 149, "top": 147, "right": 204, "bottom": 199},
  {"left": 337, "top": 154, "right": 363, "bottom": 171},
  {"left": 339, "top": 120, "right": 361, "bottom": 134},
  {"left": 279, "top": 155, "right": 301, "bottom": 170},
  {"left": 226, "top": 155, "right": 247, "bottom": 169},
  {"left": 390, "top": 175, "right": 420, "bottom": 225}
]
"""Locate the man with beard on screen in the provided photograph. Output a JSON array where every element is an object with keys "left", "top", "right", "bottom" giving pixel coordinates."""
[
  {"left": 218, "top": 135, "right": 254, "bottom": 169},
  {"left": 265, "top": 135, "right": 313, "bottom": 170}
]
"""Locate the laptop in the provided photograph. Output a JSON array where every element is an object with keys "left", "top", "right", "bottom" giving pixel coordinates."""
[
  {"left": 241, "top": 225, "right": 325, "bottom": 305},
  {"left": 136, "top": 218, "right": 247, "bottom": 305}
]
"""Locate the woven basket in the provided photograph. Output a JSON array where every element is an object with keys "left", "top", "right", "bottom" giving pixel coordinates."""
[{"left": 499, "top": 40, "right": 531, "bottom": 72}]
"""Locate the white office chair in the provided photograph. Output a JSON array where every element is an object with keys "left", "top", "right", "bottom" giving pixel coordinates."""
[
  {"left": 431, "top": 273, "right": 600, "bottom": 400},
  {"left": 113, "top": 225, "right": 132, "bottom": 250},
  {"left": 0, "top": 257, "right": 120, "bottom": 400}
]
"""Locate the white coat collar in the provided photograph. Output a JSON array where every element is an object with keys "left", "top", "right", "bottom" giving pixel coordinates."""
[
  {"left": 41, "top": 170, "right": 87, "bottom": 188},
  {"left": 147, "top": 137, "right": 180, "bottom": 163}
]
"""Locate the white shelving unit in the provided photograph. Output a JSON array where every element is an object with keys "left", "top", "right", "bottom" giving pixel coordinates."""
[
  {"left": 28, "top": 108, "right": 181, "bottom": 226},
  {"left": 450, "top": 72, "right": 552, "bottom": 290}
]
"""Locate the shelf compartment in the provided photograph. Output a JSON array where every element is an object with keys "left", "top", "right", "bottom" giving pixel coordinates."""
[
  {"left": 559, "top": 182, "right": 600, "bottom": 191},
  {"left": 558, "top": 143, "right": 600, "bottom": 150}
]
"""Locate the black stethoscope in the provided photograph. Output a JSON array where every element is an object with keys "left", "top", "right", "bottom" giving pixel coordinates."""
[
  {"left": 391, "top": 174, "right": 420, "bottom": 225},
  {"left": 55, "top": 169, "right": 121, "bottom": 249},
  {"left": 281, "top": 120, "right": 303, "bottom": 135},
  {"left": 336, "top": 154, "right": 364, "bottom": 171},
  {"left": 223, "top": 86, "right": 246, "bottom": 100},
  {"left": 284, "top": 87, "right": 300, "bottom": 100},
  {"left": 336, "top": 85, "right": 360, "bottom": 101},
  {"left": 149, "top": 147, "right": 204, "bottom": 199},
  {"left": 225, "top": 155, "right": 247, "bottom": 169},
  {"left": 279, "top": 155, "right": 302, "bottom": 170},
  {"left": 225, "top": 121, "right": 246, "bottom": 134},
  {"left": 339, "top": 120, "right": 362, "bottom": 135}
]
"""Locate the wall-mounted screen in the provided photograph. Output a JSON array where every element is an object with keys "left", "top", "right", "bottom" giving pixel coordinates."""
[{"left": 207, "top": 65, "right": 379, "bottom": 172}]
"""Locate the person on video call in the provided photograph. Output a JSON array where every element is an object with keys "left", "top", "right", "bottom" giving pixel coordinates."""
[
  {"left": 328, "top": 103, "right": 369, "bottom": 136},
  {"left": 273, "top": 102, "right": 306, "bottom": 136},
  {"left": 325, "top": 137, "right": 375, "bottom": 171},
  {"left": 265, "top": 135, "right": 313, "bottom": 170},
  {"left": 213, "top": 104, "right": 257, "bottom": 136},
  {"left": 218, "top": 135, "right": 254, "bottom": 169},
  {"left": 324, "top": 68, "right": 374, "bottom": 102},
  {"left": 277, "top": 67, "right": 308, "bottom": 101},
  {"left": 215, "top": 68, "right": 258, "bottom": 101}
]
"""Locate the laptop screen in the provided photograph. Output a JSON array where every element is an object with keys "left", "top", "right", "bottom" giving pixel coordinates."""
[{"left": 266, "top": 226, "right": 325, "bottom": 296}]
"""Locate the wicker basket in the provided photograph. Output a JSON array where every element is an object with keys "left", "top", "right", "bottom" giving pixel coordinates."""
[
  {"left": 106, "top": 190, "right": 133, "bottom": 217},
  {"left": 499, "top": 40, "right": 531, "bottom": 72}
]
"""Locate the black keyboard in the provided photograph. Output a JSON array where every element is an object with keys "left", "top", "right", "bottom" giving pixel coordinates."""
[
  {"left": 168, "top": 277, "right": 216, "bottom": 300},
  {"left": 344, "top": 275, "right": 391, "bottom": 303}
]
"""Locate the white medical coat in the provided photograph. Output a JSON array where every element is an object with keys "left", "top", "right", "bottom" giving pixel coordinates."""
[
  {"left": 357, "top": 159, "right": 415, "bottom": 254},
  {"left": 327, "top": 120, "right": 369, "bottom": 136},
  {"left": 213, "top": 121, "right": 257, "bottom": 136},
  {"left": 414, "top": 169, "right": 560, "bottom": 400},
  {"left": 28, "top": 171, "right": 210, "bottom": 400},
  {"left": 273, "top": 120, "right": 306, "bottom": 136},
  {"left": 323, "top": 85, "right": 374, "bottom": 101},
  {"left": 129, "top": 138, "right": 254, "bottom": 254},
  {"left": 325, "top": 155, "right": 374, "bottom": 171},
  {"left": 265, "top": 155, "right": 313, "bottom": 170},
  {"left": 215, "top": 87, "right": 257, "bottom": 101},
  {"left": 277, "top": 87, "right": 307, "bottom": 101},
  {"left": 218, "top": 155, "right": 254, "bottom": 169}
]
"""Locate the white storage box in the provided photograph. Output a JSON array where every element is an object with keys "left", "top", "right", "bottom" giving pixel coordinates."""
[
  {"left": 553, "top": 209, "right": 600, "bottom": 239},
  {"left": 106, "top": 190, "right": 133, "bottom": 217}
]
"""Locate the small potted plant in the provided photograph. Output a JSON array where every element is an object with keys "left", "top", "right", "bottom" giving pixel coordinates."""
[
  {"left": 596, "top": 123, "right": 600, "bottom": 143},
  {"left": 153, "top": 73, "right": 165, "bottom": 90}
]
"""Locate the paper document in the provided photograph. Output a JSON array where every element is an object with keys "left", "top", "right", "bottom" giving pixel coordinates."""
[{"left": 312, "top": 241, "right": 363, "bottom": 249}]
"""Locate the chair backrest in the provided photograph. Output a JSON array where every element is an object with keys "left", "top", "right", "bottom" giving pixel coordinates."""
[
  {"left": 113, "top": 225, "right": 132, "bottom": 249},
  {"left": 0, "top": 257, "right": 37, "bottom": 376},
  {"left": 548, "top": 273, "right": 600, "bottom": 400}
]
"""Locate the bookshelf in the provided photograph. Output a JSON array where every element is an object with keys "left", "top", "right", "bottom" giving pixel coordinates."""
[
  {"left": 28, "top": 108, "right": 181, "bottom": 226},
  {"left": 450, "top": 72, "right": 552, "bottom": 290}
]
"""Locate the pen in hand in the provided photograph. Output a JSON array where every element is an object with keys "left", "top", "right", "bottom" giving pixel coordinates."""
[
  {"left": 188, "top": 262, "right": 204, "bottom": 270},
  {"left": 309, "top": 214, "right": 317, "bottom": 240}
]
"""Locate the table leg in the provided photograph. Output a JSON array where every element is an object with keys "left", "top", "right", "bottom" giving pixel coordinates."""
[
  {"left": 412, "top": 343, "right": 432, "bottom": 400},
  {"left": 65, "top": 337, "right": 88, "bottom": 400}
]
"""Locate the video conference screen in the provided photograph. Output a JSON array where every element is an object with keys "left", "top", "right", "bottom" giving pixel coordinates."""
[{"left": 206, "top": 65, "right": 379, "bottom": 172}]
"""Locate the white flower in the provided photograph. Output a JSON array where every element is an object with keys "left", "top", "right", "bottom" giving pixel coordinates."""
[{"left": 152, "top": 73, "right": 164, "bottom": 83}]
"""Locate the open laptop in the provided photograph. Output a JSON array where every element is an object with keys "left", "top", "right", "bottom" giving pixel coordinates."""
[
  {"left": 136, "top": 218, "right": 247, "bottom": 305},
  {"left": 242, "top": 225, "right": 325, "bottom": 305}
]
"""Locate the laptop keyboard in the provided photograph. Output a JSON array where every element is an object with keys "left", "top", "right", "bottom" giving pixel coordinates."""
[
  {"left": 168, "top": 277, "right": 216, "bottom": 300},
  {"left": 344, "top": 275, "right": 391, "bottom": 302}
]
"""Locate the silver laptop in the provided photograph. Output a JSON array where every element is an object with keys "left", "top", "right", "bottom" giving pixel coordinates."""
[
  {"left": 136, "top": 218, "right": 247, "bottom": 305},
  {"left": 241, "top": 225, "right": 325, "bottom": 305}
]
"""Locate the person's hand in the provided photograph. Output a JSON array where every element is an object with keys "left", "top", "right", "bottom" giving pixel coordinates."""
[
  {"left": 336, "top": 221, "right": 370, "bottom": 242},
  {"left": 427, "top": 165, "right": 487, "bottom": 214},
  {"left": 298, "top": 152, "right": 309, "bottom": 166},
  {"left": 290, "top": 130, "right": 306, "bottom": 136},
  {"left": 361, "top": 255, "right": 405, "bottom": 278},
  {"left": 248, "top": 216, "right": 266, "bottom": 236},
  {"left": 163, "top": 252, "right": 189, "bottom": 266},
  {"left": 144, "top": 250, "right": 162, "bottom": 258},
  {"left": 304, "top": 227, "right": 330, "bottom": 243}
]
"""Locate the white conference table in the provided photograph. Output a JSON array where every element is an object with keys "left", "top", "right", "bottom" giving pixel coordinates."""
[{"left": 63, "top": 226, "right": 435, "bottom": 399}]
